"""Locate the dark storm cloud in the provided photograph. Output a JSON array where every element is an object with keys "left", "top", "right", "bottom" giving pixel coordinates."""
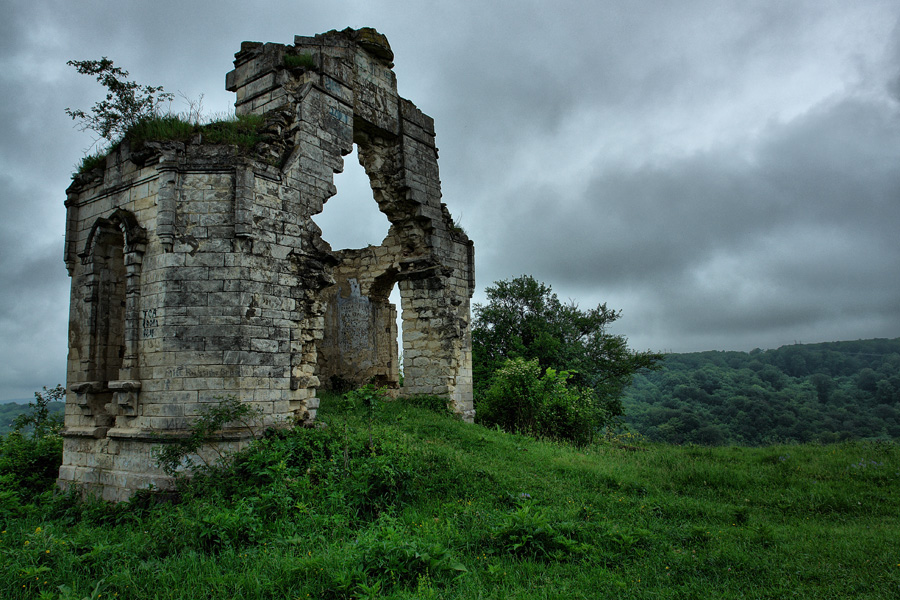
[
  {"left": 1, "top": 0, "right": 899, "bottom": 397},
  {"left": 506, "top": 94, "right": 900, "bottom": 280},
  {"left": 474, "top": 89, "right": 900, "bottom": 352}
]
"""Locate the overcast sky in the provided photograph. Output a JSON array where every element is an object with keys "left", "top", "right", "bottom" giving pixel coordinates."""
[{"left": 1, "top": 0, "right": 899, "bottom": 401}]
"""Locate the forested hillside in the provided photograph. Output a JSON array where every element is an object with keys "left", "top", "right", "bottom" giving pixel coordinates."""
[
  {"left": 623, "top": 338, "right": 900, "bottom": 445},
  {"left": 0, "top": 402, "right": 64, "bottom": 436}
]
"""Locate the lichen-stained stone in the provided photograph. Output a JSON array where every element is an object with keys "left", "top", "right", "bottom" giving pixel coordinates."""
[{"left": 60, "top": 27, "right": 474, "bottom": 501}]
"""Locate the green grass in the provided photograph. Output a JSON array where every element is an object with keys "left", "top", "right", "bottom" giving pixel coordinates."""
[
  {"left": 75, "top": 113, "right": 266, "bottom": 174},
  {"left": 73, "top": 153, "right": 106, "bottom": 176},
  {"left": 284, "top": 53, "right": 316, "bottom": 69},
  {"left": 125, "top": 113, "right": 265, "bottom": 151},
  {"left": 1, "top": 394, "right": 898, "bottom": 598}
]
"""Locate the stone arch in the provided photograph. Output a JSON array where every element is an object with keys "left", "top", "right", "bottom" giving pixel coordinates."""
[{"left": 312, "top": 113, "right": 431, "bottom": 394}]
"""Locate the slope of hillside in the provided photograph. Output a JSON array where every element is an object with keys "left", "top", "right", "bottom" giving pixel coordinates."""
[{"left": 2, "top": 394, "right": 898, "bottom": 598}]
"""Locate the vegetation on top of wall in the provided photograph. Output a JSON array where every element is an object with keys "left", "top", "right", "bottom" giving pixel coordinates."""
[
  {"left": 74, "top": 152, "right": 107, "bottom": 175},
  {"left": 66, "top": 58, "right": 174, "bottom": 146},
  {"left": 72, "top": 114, "right": 267, "bottom": 175},
  {"left": 68, "top": 58, "right": 267, "bottom": 175},
  {"left": 125, "top": 113, "right": 265, "bottom": 151},
  {"left": 283, "top": 52, "right": 316, "bottom": 69}
]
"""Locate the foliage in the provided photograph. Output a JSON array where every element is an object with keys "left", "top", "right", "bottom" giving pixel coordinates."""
[
  {"left": 0, "top": 433, "right": 63, "bottom": 502},
  {"left": 153, "top": 396, "right": 263, "bottom": 476},
  {"left": 478, "top": 358, "right": 600, "bottom": 445},
  {"left": 12, "top": 385, "right": 65, "bottom": 439},
  {"left": 486, "top": 500, "right": 587, "bottom": 560},
  {"left": 67, "top": 58, "right": 265, "bottom": 174},
  {"left": 479, "top": 358, "right": 608, "bottom": 445},
  {"left": 0, "top": 386, "right": 65, "bottom": 502},
  {"left": 472, "top": 275, "right": 662, "bottom": 438},
  {"left": 73, "top": 153, "right": 107, "bottom": 176},
  {"left": 283, "top": 53, "right": 316, "bottom": 69},
  {"left": 2, "top": 391, "right": 899, "bottom": 599},
  {"left": 401, "top": 394, "right": 454, "bottom": 416},
  {"left": 65, "top": 58, "right": 173, "bottom": 148},
  {"left": 622, "top": 338, "right": 900, "bottom": 445}
]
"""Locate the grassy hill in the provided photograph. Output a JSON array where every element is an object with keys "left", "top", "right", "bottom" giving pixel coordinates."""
[{"left": 1, "top": 394, "right": 898, "bottom": 598}]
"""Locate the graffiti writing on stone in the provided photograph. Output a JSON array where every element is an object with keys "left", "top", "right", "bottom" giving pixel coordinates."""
[
  {"left": 142, "top": 308, "right": 158, "bottom": 338},
  {"left": 328, "top": 106, "right": 351, "bottom": 125}
]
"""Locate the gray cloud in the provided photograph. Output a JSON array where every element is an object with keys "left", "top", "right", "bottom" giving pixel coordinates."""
[{"left": 1, "top": 0, "right": 899, "bottom": 398}]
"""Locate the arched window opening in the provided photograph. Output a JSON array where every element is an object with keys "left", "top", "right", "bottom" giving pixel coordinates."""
[{"left": 91, "top": 229, "right": 127, "bottom": 384}]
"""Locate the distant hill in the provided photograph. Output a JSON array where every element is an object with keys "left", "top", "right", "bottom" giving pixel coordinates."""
[
  {"left": 622, "top": 338, "right": 900, "bottom": 445},
  {"left": 0, "top": 402, "right": 65, "bottom": 436}
]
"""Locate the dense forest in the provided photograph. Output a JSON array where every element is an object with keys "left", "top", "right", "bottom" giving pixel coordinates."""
[{"left": 622, "top": 338, "right": 900, "bottom": 445}]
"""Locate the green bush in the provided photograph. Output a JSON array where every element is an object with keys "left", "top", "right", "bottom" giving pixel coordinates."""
[
  {"left": 0, "top": 386, "right": 65, "bottom": 500},
  {"left": 478, "top": 358, "right": 545, "bottom": 433},
  {"left": 0, "top": 432, "right": 63, "bottom": 498},
  {"left": 477, "top": 358, "right": 602, "bottom": 445}
]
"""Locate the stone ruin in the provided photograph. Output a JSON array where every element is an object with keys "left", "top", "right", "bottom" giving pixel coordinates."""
[{"left": 58, "top": 28, "right": 475, "bottom": 500}]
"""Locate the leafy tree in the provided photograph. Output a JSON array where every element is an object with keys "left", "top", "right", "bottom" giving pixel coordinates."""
[
  {"left": 66, "top": 57, "right": 173, "bottom": 148},
  {"left": 12, "top": 384, "right": 65, "bottom": 438},
  {"left": 472, "top": 275, "right": 663, "bottom": 430},
  {"left": 0, "top": 385, "right": 65, "bottom": 498}
]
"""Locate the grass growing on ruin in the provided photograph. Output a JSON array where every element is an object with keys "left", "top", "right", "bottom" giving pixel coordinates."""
[
  {"left": 125, "top": 113, "right": 265, "bottom": 151},
  {"left": 1, "top": 394, "right": 899, "bottom": 599},
  {"left": 75, "top": 113, "right": 266, "bottom": 174},
  {"left": 284, "top": 53, "right": 316, "bottom": 69}
]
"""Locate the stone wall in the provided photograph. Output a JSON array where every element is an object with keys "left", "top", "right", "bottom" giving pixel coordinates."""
[{"left": 59, "top": 28, "right": 474, "bottom": 500}]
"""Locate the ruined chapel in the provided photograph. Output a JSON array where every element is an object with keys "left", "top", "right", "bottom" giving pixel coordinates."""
[{"left": 58, "top": 28, "right": 475, "bottom": 500}]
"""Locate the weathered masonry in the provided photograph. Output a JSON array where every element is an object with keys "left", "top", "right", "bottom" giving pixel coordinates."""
[{"left": 59, "top": 28, "right": 475, "bottom": 500}]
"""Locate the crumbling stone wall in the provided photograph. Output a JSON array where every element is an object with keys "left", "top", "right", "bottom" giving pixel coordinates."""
[{"left": 59, "top": 28, "right": 474, "bottom": 500}]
